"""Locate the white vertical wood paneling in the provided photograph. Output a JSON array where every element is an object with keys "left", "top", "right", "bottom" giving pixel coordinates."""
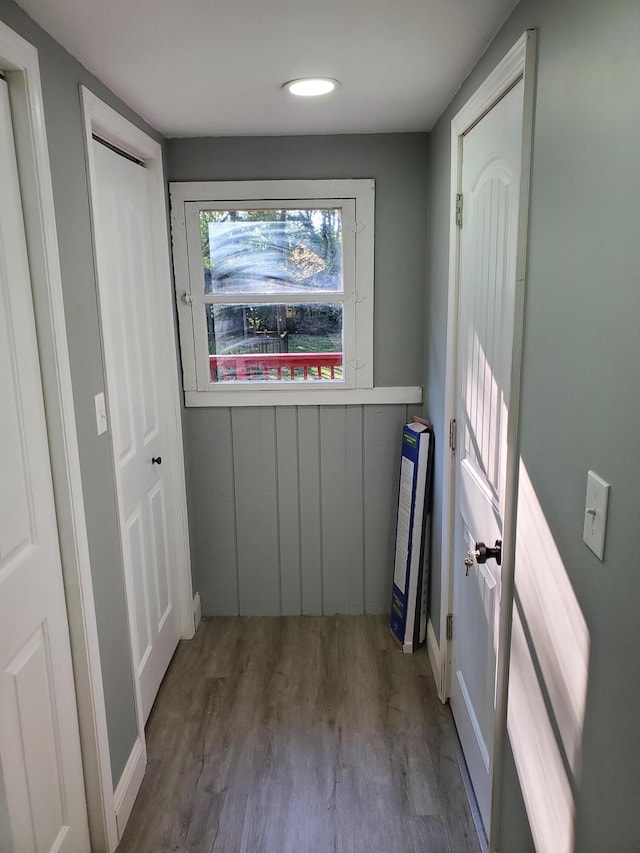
[
  {"left": 297, "top": 407, "right": 323, "bottom": 615},
  {"left": 318, "top": 407, "right": 345, "bottom": 613},
  {"left": 275, "top": 407, "right": 302, "bottom": 615},
  {"left": 320, "top": 406, "right": 365, "bottom": 614},
  {"left": 186, "top": 409, "right": 239, "bottom": 615},
  {"left": 193, "top": 404, "right": 409, "bottom": 616},
  {"left": 344, "top": 407, "right": 366, "bottom": 612},
  {"left": 232, "top": 407, "right": 280, "bottom": 615}
]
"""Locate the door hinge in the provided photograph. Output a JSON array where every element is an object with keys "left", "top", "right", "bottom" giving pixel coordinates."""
[
  {"left": 449, "top": 418, "right": 457, "bottom": 453},
  {"left": 455, "top": 193, "right": 463, "bottom": 227},
  {"left": 446, "top": 612, "right": 453, "bottom": 641}
]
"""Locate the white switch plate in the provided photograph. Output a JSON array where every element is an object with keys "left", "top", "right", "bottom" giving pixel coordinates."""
[
  {"left": 94, "top": 392, "right": 108, "bottom": 436},
  {"left": 583, "top": 470, "right": 609, "bottom": 560}
]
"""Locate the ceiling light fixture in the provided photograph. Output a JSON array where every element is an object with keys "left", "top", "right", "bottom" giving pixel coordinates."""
[{"left": 283, "top": 78, "right": 340, "bottom": 97}]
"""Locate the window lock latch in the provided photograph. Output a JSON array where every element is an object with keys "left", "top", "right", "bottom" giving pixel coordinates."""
[{"left": 181, "top": 292, "right": 193, "bottom": 306}]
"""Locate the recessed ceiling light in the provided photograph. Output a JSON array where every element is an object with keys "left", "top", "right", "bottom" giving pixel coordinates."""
[{"left": 283, "top": 78, "right": 341, "bottom": 97}]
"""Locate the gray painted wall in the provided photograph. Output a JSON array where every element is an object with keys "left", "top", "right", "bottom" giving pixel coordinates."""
[
  {"left": 0, "top": 0, "right": 163, "bottom": 785},
  {"left": 167, "top": 133, "right": 428, "bottom": 388},
  {"left": 169, "top": 134, "right": 428, "bottom": 614},
  {"left": 0, "top": 759, "right": 13, "bottom": 853},
  {"left": 187, "top": 405, "right": 409, "bottom": 616},
  {"left": 424, "top": 0, "right": 640, "bottom": 848}
]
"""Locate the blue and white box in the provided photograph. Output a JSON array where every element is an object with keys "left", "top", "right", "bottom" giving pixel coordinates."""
[{"left": 390, "top": 421, "right": 433, "bottom": 653}]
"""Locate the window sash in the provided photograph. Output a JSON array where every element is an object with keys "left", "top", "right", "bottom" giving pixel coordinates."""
[
  {"left": 184, "top": 198, "right": 354, "bottom": 295},
  {"left": 184, "top": 198, "right": 357, "bottom": 391}
]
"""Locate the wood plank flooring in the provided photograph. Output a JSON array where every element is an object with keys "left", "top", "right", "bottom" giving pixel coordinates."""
[{"left": 117, "top": 616, "right": 480, "bottom": 853}]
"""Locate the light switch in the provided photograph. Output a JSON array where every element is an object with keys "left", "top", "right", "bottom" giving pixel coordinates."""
[
  {"left": 94, "top": 392, "right": 108, "bottom": 436},
  {"left": 583, "top": 470, "right": 609, "bottom": 560}
]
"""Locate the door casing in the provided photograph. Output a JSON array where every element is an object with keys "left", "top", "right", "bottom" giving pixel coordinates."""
[
  {"left": 81, "top": 87, "right": 195, "bottom": 839},
  {"left": 437, "top": 30, "right": 537, "bottom": 850}
]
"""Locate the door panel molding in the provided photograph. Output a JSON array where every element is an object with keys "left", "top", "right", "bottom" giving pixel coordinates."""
[
  {"left": 0, "top": 21, "right": 117, "bottom": 852},
  {"left": 439, "top": 29, "right": 537, "bottom": 851}
]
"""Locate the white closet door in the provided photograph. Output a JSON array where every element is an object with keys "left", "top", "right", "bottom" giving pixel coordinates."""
[
  {"left": 0, "top": 79, "right": 90, "bottom": 852},
  {"left": 90, "top": 138, "right": 181, "bottom": 723}
]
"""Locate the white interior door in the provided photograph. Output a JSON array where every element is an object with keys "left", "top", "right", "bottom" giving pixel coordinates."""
[
  {"left": 90, "top": 138, "right": 181, "bottom": 723},
  {"left": 0, "top": 79, "right": 90, "bottom": 852},
  {"left": 450, "top": 78, "right": 524, "bottom": 833}
]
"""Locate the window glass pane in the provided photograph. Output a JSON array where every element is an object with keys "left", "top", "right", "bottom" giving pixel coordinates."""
[
  {"left": 201, "top": 209, "right": 343, "bottom": 295},
  {"left": 206, "top": 303, "right": 343, "bottom": 383}
]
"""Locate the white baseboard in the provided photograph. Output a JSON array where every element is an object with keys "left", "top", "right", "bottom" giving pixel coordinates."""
[
  {"left": 193, "top": 591, "right": 202, "bottom": 630},
  {"left": 427, "top": 618, "right": 441, "bottom": 693},
  {"left": 114, "top": 736, "right": 146, "bottom": 839}
]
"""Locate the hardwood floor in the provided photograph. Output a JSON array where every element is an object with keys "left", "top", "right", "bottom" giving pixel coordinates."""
[{"left": 117, "top": 616, "right": 480, "bottom": 853}]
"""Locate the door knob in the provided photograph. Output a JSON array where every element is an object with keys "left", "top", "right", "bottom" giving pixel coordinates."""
[
  {"left": 474, "top": 540, "right": 502, "bottom": 566},
  {"left": 152, "top": 456, "right": 162, "bottom": 465}
]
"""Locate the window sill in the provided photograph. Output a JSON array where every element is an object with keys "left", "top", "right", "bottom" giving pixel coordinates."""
[{"left": 184, "top": 386, "right": 422, "bottom": 408}]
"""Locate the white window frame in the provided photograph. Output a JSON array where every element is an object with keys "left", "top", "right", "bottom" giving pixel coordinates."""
[{"left": 171, "top": 179, "right": 412, "bottom": 406}]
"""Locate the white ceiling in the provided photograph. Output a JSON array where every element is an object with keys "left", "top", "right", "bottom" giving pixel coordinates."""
[{"left": 15, "top": 0, "right": 517, "bottom": 137}]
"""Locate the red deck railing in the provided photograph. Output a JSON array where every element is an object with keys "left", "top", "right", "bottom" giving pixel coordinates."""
[{"left": 209, "top": 352, "right": 343, "bottom": 382}]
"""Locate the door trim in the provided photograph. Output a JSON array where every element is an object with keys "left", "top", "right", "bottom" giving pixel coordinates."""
[
  {"left": 0, "top": 21, "right": 118, "bottom": 852},
  {"left": 80, "top": 86, "right": 195, "bottom": 829},
  {"left": 438, "top": 30, "right": 537, "bottom": 850}
]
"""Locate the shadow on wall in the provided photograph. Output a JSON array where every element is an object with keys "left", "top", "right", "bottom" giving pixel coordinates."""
[{"left": 507, "top": 460, "right": 590, "bottom": 853}]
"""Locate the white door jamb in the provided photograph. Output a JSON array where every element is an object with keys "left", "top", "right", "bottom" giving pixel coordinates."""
[{"left": 438, "top": 30, "right": 537, "bottom": 851}]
